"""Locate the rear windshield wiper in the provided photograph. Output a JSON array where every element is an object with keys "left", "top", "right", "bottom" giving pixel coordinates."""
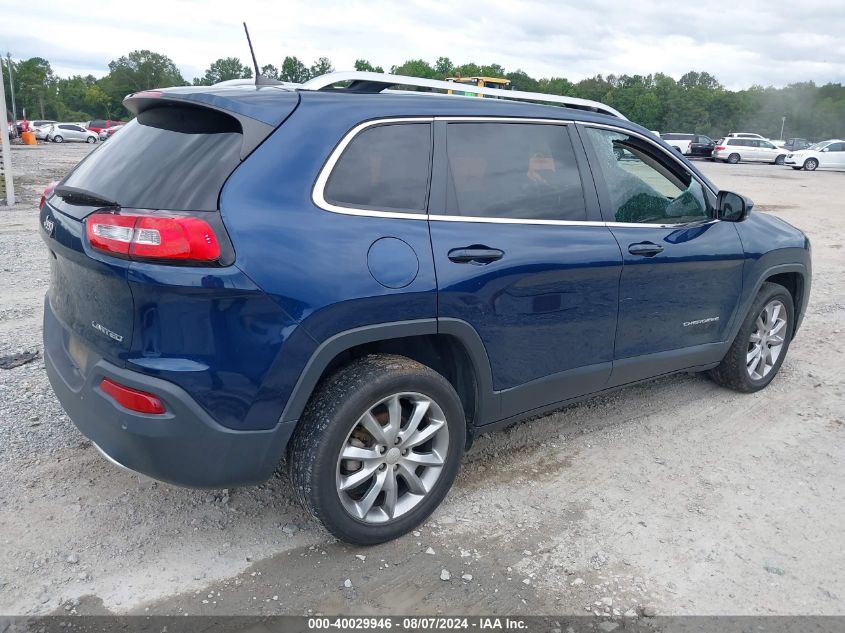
[{"left": 53, "top": 185, "right": 120, "bottom": 208}]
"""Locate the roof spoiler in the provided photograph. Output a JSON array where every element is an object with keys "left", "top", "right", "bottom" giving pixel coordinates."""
[{"left": 123, "top": 91, "right": 277, "bottom": 160}]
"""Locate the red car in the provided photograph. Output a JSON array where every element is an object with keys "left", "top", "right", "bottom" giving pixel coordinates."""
[{"left": 86, "top": 119, "right": 124, "bottom": 134}]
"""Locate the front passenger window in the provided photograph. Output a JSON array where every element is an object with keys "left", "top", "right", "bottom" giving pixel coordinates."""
[{"left": 582, "top": 127, "right": 710, "bottom": 225}]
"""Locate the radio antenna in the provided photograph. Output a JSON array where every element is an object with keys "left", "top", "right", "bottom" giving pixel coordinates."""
[
  {"left": 242, "top": 22, "right": 283, "bottom": 86},
  {"left": 243, "top": 22, "right": 261, "bottom": 85}
]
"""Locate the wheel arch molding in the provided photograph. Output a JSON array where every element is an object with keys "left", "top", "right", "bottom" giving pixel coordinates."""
[
  {"left": 279, "top": 318, "right": 497, "bottom": 431},
  {"left": 734, "top": 263, "right": 810, "bottom": 341}
]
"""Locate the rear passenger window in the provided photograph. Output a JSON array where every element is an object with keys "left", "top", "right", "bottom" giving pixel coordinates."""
[
  {"left": 444, "top": 123, "right": 586, "bottom": 221},
  {"left": 324, "top": 123, "right": 431, "bottom": 213}
]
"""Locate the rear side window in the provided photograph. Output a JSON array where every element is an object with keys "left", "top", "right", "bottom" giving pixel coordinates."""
[
  {"left": 61, "top": 106, "right": 242, "bottom": 211},
  {"left": 444, "top": 123, "right": 586, "bottom": 221},
  {"left": 324, "top": 123, "right": 431, "bottom": 213}
]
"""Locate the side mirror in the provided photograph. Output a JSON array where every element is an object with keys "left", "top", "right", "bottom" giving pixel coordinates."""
[
  {"left": 717, "top": 191, "right": 752, "bottom": 222},
  {"left": 821, "top": 148, "right": 829, "bottom": 152}
]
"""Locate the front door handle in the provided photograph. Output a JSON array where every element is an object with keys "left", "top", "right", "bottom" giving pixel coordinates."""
[
  {"left": 448, "top": 246, "right": 504, "bottom": 264},
  {"left": 628, "top": 241, "right": 664, "bottom": 257}
]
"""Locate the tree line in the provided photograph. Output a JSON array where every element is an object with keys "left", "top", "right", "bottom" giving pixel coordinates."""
[{"left": 3, "top": 51, "right": 844, "bottom": 141}]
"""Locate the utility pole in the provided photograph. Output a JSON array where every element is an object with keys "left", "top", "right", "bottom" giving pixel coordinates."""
[
  {"left": 5, "top": 53, "right": 16, "bottom": 126},
  {"left": 0, "top": 55, "right": 16, "bottom": 205},
  {"left": 780, "top": 116, "right": 786, "bottom": 141}
]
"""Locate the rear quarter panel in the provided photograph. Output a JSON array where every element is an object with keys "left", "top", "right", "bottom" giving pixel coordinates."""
[{"left": 219, "top": 99, "right": 438, "bottom": 418}]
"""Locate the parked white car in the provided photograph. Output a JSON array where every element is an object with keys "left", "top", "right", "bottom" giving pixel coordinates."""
[
  {"left": 712, "top": 137, "right": 787, "bottom": 165},
  {"left": 726, "top": 132, "right": 767, "bottom": 140},
  {"left": 784, "top": 139, "right": 845, "bottom": 171},
  {"left": 46, "top": 123, "right": 98, "bottom": 144},
  {"left": 32, "top": 121, "right": 57, "bottom": 140},
  {"left": 661, "top": 132, "right": 694, "bottom": 154}
]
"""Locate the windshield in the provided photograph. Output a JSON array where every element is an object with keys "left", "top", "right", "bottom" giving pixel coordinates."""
[{"left": 806, "top": 141, "right": 830, "bottom": 151}]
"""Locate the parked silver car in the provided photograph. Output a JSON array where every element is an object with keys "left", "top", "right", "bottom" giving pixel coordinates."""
[
  {"left": 46, "top": 123, "right": 98, "bottom": 144},
  {"left": 713, "top": 137, "right": 787, "bottom": 165}
]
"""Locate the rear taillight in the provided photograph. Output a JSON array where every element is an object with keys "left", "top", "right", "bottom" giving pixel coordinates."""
[
  {"left": 39, "top": 181, "right": 58, "bottom": 210},
  {"left": 85, "top": 212, "right": 221, "bottom": 263},
  {"left": 714, "top": 146, "right": 726, "bottom": 151},
  {"left": 100, "top": 378, "right": 166, "bottom": 414}
]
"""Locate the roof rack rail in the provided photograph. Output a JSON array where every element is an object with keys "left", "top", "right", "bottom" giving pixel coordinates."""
[{"left": 300, "top": 71, "right": 626, "bottom": 120}]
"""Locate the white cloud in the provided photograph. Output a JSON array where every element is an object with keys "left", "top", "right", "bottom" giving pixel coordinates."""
[{"left": 1, "top": 0, "right": 843, "bottom": 88}]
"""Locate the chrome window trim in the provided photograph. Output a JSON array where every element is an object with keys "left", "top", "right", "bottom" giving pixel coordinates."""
[{"left": 312, "top": 116, "right": 717, "bottom": 229}]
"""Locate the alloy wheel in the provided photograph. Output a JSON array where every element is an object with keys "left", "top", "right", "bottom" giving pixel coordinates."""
[
  {"left": 336, "top": 392, "right": 449, "bottom": 524},
  {"left": 746, "top": 299, "right": 788, "bottom": 380}
]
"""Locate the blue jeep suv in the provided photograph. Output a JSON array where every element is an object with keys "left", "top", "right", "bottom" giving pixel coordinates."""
[{"left": 40, "top": 72, "right": 811, "bottom": 544}]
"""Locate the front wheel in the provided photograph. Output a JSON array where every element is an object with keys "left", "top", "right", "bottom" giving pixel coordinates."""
[
  {"left": 289, "top": 354, "right": 466, "bottom": 545},
  {"left": 709, "top": 282, "right": 794, "bottom": 393},
  {"left": 727, "top": 153, "right": 740, "bottom": 164},
  {"left": 775, "top": 154, "right": 785, "bottom": 165},
  {"left": 86, "top": 136, "right": 96, "bottom": 144},
  {"left": 803, "top": 158, "right": 818, "bottom": 171}
]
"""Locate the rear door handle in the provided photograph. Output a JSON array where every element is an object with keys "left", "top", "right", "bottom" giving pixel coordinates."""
[
  {"left": 448, "top": 246, "right": 504, "bottom": 264},
  {"left": 628, "top": 242, "right": 664, "bottom": 257}
]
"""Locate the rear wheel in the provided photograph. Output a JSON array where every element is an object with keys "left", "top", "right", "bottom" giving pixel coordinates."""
[
  {"left": 727, "top": 153, "right": 740, "bottom": 164},
  {"left": 803, "top": 158, "right": 818, "bottom": 171},
  {"left": 709, "top": 282, "right": 794, "bottom": 393},
  {"left": 775, "top": 154, "right": 785, "bottom": 165},
  {"left": 289, "top": 354, "right": 466, "bottom": 545},
  {"left": 53, "top": 135, "right": 64, "bottom": 143}
]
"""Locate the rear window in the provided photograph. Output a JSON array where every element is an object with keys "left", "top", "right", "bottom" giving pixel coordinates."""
[{"left": 62, "top": 106, "right": 242, "bottom": 211}]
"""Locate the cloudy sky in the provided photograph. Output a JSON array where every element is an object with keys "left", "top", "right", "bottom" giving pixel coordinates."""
[{"left": 1, "top": 0, "right": 843, "bottom": 89}]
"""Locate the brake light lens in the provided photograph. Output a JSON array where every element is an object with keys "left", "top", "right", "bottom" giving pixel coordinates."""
[
  {"left": 86, "top": 212, "right": 221, "bottom": 262},
  {"left": 39, "top": 181, "right": 58, "bottom": 210},
  {"left": 100, "top": 378, "right": 166, "bottom": 414},
  {"left": 714, "top": 146, "right": 726, "bottom": 151}
]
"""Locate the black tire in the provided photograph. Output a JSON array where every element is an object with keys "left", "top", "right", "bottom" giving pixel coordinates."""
[
  {"left": 727, "top": 153, "right": 740, "bottom": 164},
  {"left": 803, "top": 158, "right": 818, "bottom": 171},
  {"left": 775, "top": 154, "right": 785, "bottom": 165},
  {"left": 709, "top": 282, "right": 795, "bottom": 393},
  {"left": 86, "top": 136, "right": 96, "bottom": 144},
  {"left": 288, "top": 354, "right": 466, "bottom": 545},
  {"left": 613, "top": 148, "right": 624, "bottom": 161},
  {"left": 53, "top": 135, "right": 64, "bottom": 143}
]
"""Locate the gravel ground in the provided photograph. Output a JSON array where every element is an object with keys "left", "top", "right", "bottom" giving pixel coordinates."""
[{"left": 0, "top": 143, "right": 843, "bottom": 617}]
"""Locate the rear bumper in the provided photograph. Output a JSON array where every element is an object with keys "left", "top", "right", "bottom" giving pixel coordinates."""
[{"left": 44, "top": 300, "right": 296, "bottom": 488}]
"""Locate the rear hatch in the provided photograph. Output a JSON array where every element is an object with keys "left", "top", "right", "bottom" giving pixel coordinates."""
[{"left": 41, "top": 91, "right": 296, "bottom": 368}]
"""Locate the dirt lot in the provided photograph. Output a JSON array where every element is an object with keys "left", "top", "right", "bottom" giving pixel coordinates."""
[{"left": 0, "top": 143, "right": 843, "bottom": 617}]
